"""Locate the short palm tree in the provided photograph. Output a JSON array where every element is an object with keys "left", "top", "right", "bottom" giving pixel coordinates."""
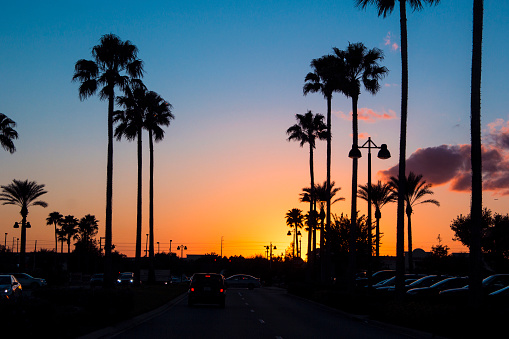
[
  {"left": 355, "top": 0, "right": 441, "bottom": 294},
  {"left": 358, "top": 181, "right": 396, "bottom": 257},
  {"left": 285, "top": 208, "right": 304, "bottom": 259},
  {"left": 0, "top": 113, "right": 18, "bottom": 154},
  {"left": 46, "top": 211, "right": 63, "bottom": 252},
  {"left": 143, "top": 91, "right": 173, "bottom": 283},
  {"left": 389, "top": 172, "right": 439, "bottom": 272},
  {"left": 287, "top": 110, "right": 327, "bottom": 260},
  {"left": 0, "top": 179, "right": 48, "bottom": 267},
  {"left": 73, "top": 34, "right": 143, "bottom": 286},
  {"left": 77, "top": 214, "right": 99, "bottom": 250},
  {"left": 60, "top": 215, "right": 79, "bottom": 254},
  {"left": 333, "top": 42, "right": 387, "bottom": 290}
]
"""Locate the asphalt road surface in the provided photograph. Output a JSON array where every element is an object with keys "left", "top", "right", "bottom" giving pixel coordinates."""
[{"left": 110, "top": 287, "right": 428, "bottom": 339}]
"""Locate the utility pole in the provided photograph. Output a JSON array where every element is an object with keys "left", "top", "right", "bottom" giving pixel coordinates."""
[{"left": 221, "top": 236, "right": 223, "bottom": 258}]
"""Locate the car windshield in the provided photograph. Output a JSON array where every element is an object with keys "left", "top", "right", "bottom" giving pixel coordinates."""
[{"left": 0, "top": 276, "right": 11, "bottom": 284}]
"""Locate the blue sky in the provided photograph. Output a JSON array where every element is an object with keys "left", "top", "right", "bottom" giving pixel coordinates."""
[{"left": 1, "top": 1, "right": 508, "bottom": 257}]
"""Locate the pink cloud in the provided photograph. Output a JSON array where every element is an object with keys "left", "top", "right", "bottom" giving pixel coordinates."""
[
  {"left": 340, "top": 108, "right": 397, "bottom": 123},
  {"left": 384, "top": 32, "right": 399, "bottom": 51}
]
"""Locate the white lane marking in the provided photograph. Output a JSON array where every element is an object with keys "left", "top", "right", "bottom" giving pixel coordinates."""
[
  {"left": 250, "top": 309, "right": 255, "bottom": 313},
  {"left": 275, "top": 337, "right": 283, "bottom": 339},
  {"left": 258, "top": 319, "right": 265, "bottom": 324},
  {"left": 245, "top": 302, "right": 249, "bottom": 305}
]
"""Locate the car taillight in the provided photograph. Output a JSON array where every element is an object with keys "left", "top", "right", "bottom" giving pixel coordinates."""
[
  {"left": 190, "top": 287, "right": 195, "bottom": 292},
  {"left": 220, "top": 288, "right": 224, "bottom": 293}
]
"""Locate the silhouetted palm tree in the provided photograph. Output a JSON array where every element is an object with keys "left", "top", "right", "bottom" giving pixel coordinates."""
[
  {"left": 77, "top": 214, "right": 99, "bottom": 250},
  {"left": 389, "top": 172, "right": 439, "bottom": 272},
  {"left": 114, "top": 81, "right": 147, "bottom": 284},
  {"left": 73, "top": 34, "right": 143, "bottom": 286},
  {"left": 60, "top": 215, "right": 79, "bottom": 254},
  {"left": 287, "top": 110, "right": 327, "bottom": 259},
  {"left": 46, "top": 211, "right": 63, "bottom": 252},
  {"left": 333, "top": 42, "right": 387, "bottom": 290},
  {"left": 358, "top": 181, "right": 396, "bottom": 257},
  {"left": 0, "top": 113, "right": 18, "bottom": 154},
  {"left": 0, "top": 179, "right": 48, "bottom": 267},
  {"left": 355, "top": 0, "right": 441, "bottom": 295},
  {"left": 144, "top": 91, "right": 173, "bottom": 283},
  {"left": 470, "top": 0, "right": 484, "bottom": 309},
  {"left": 285, "top": 208, "right": 304, "bottom": 259}
]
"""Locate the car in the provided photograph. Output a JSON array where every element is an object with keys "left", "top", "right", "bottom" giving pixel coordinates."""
[
  {"left": 356, "top": 270, "right": 395, "bottom": 287},
  {"left": 116, "top": 272, "right": 135, "bottom": 285},
  {"left": 188, "top": 273, "right": 226, "bottom": 308},
  {"left": 90, "top": 273, "right": 104, "bottom": 287},
  {"left": 407, "top": 277, "right": 469, "bottom": 297},
  {"left": 8, "top": 273, "right": 46, "bottom": 289},
  {"left": 440, "top": 274, "right": 509, "bottom": 297},
  {"left": 225, "top": 274, "right": 261, "bottom": 289},
  {"left": 0, "top": 275, "right": 22, "bottom": 300}
]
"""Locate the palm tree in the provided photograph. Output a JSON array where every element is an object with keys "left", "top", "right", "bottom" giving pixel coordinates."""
[
  {"left": 0, "top": 179, "right": 48, "bottom": 267},
  {"left": 114, "top": 81, "right": 147, "bottom": 285},
  {"left": 389, "top": 172, "right": 439, "bottom": 272},
  {"left": 304, "top": 55, "right": 343, "bottom": 268},
  {"left": 287, "top": 110, "right": 327, "bottom": 260},
  {"left": 143, "top": 91, "right": 174, "bottom": 283},
  {"left": 0, "top": 113, "right": 18, "bottom": 154},
  {"left": 355, "top": 0, "right": 441, "bottom": 295},
  {"left": 60, "top": 215, "right": 79, "bottom": 254},
  {"left": 46, "top": 211, "right": 63, "bottom": 252},
  {"left": 73, "top": 34, "right": 143, "bottom": 286},
  {"left": 77, "top": 214, "right": 99, "bottom": 250},
  {"left": 470, "top": 0, "right": 484, "bottom": 309},
  {"left": 358, "top": 181, "right": 396, "bottom": 258},
  {"left": 285, "top": 208, "right": 304, "bottom": 259},
  {"left": 334, "top": 42, "right": 388, "bottom": 290}
]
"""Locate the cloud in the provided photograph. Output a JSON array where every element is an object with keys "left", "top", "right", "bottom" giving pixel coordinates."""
[
  {"left": 337, "top": 108, "right": 397, "bottom": 123},
  {"left": 378, "top": 119, "right": 509, "bottom": 195},
  {"left": 384, "top": 32, "right": 399, "bottom": 51}
]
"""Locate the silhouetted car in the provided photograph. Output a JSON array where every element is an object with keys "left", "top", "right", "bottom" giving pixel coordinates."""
[
  {"left": 407, "top": 277, "right": 469, "bottom": 297},
  {"left": 440, "top": 274, "right": 509, "bottom": 297},
  {"left": 116, "top": 272, "right": 135, "bottom": 285},
  {"left": 90, "top": 273, "right": 104, "bottom": 287},
  {"left": 188, "top": 273, "right": 226, "bottom": 308},
  {"left": 0, "top": 275, "right": 22, "bottom": 300},
  {"left": 380, "top": 275, "right": 449, "bottom": 293},
  {"left": 225, "top": 274, "right": 261, "bottom": 289},
  {"left": 8, "top": 273, "right": 46, "bottom": 289},
  {"left": 356, "top": 270, "right": 395, "bottom": 287}
]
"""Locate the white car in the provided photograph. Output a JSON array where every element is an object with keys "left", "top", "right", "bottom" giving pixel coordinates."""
[
  {"left": 0, "top": 274, "right": 22, "bottom": 300},
  {"left": 8, "top": 273, "right": 46, "bottom": 289}
]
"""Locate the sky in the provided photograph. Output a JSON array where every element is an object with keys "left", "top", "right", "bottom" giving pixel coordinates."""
[{"left": 1, "top": 1, "right": 509, "bottom": 259}]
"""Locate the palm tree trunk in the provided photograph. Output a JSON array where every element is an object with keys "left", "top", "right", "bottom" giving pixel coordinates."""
[
  {"left": 323, "top": 94, "right": 332, "bottom": 282},
  {"left": 54, "top": 223, "right": 58, "bottom": 252},
  {"left": 470, "top": 0, "right": 484, "bottom": 310},
  {"left": 375, "top": 208, "right": 381, "bottom": 258},
  {"left": 20, "top": 207, "right": 28, "bottom": 269},
  {"left": 407, "top": 208, "right": 413, "bottom": 273},
  {"left": 395, "top": 0, "right": 409, "bottom": 298},
  {"left": 104, "top": 90, "right": 114, "bottom": 287},
  {"left": 135, "top": 127, "right": 143, "bottom": 285},
  {"left": 348, "top": 94, "right": 359, "bottom": 292},
  {"left": 308, "top": 143, "right": 314, "bottom": 262},
  {"left": 148, "top": 130, "right": 156, "bottom": 283}
]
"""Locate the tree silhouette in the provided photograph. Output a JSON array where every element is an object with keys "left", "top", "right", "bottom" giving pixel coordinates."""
[
  {"left": 60, "top": 215, "right": 79, "bottom": 254},
  {"left": 389, "top": 172, "right": 439, "bottom": 272},
  {"left": 0, "top": 113, "right": 18, "bottom": 154},
  {"left": 0, "top": 179, "right": 48, "bottom": 267},
  {"left": 355, "top": 0, "right": 441, "bottom": 295},
  {"left": 358, "top": 180, "right": 396, "bottom": 257},
  {"left": 285, "top": 208, "right": 304, "bottom": 259},
  {"left": 73, "top": 34, "right": 143, "bottom": 286},
  {"left": 46, "top": 211, "right": 63, "bottom": 252},
  {"left": 287, "top": 110, "right": 327, "bottom": 260},
  {"left": 76, "top": 214, "right": 99, "bottom": 251},
  {"left": 333, "top": 42, "right": 388, "bottom": 290}
]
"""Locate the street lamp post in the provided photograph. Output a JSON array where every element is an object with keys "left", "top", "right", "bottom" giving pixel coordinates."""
[
  {"left": 157, "top": 241, "right": 160, "bottom": 254},
  {"left": 177, "top": 245, "right": 187, "bottom": 259},
  {"left": 145, "top": 233, "right": 149, "bottom": 257},
  {"left": 4, "top": 233, "right": 7, "bottom": 250},
  {"left": 349, "top": 137, "right": 390, "bottom": 288}
]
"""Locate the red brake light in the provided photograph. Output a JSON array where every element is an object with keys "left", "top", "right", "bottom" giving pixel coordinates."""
[
  {"left": 220, "top": 289, "right": 224, "bottom": 293},
  {"left": 205, "top": 275, "right": 211, "bottom": 278},
  {"left": 190, "top": 287, "right": 195, "bottom": 292}
]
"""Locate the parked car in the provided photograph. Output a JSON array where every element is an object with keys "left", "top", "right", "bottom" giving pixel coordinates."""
[
  {"left": 225, "top": 274, "right": 261, "bottom": 289},
  {"left": 90, "top": 273, "right": 104, "bottom": 287},
  {"left": 440, "top": 274, "right": 509, "bottom": 297},
  {"left": 0, "top": 275, "right": 22, "bottom": 300},
  {"left": 378, "top": 275, "right": 448, "bottom": 293},
  {"left": 8, "top": 273, "right": 46, "bottom": 289},
  {"left": 116, "top": 272, "right": 135, "bottom": 285},
  {"left": 407, "top": 277, "right": 469, "bottom": 297},
  {"left": 356, "top": 270, "right": 395, "bottom": 287},
  {"left": 188, "top": 273, "right": 226, "bottom": 308}
]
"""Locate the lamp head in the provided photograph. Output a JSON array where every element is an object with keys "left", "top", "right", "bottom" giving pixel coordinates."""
[
  {"left": 348, "top": 145, "right": 362, "bottom": 159},
  {"left": 377, "top": 144, "right": 391, "bottom": 159}
]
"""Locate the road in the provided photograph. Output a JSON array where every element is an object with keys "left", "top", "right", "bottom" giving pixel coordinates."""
[{"left": 107, "top": 287, "right": 429, "bottom": 339}]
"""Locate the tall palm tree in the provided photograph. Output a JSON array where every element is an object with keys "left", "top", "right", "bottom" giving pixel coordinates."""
[
  {"left": 46, "top": 211, "right": 63, "bottom": 252},
  {"left": 304, "top": 55, "right": 343, "bottom": 269},
  {"left": 470, "top": 0, "right": 484, "bottom": 309},
  {"left": 60, "top": 215, "right": 79, "bottom": 254},
  {"left": 285, "top": 208, "right": 304, "bottom": 259},
  {"left": 114, "top": 81, "right": 147, "bottom": 285},
  {"left": 287, "top": 110, "right": 327, "bottom": 260},
  {"left": 0, "top": 113, "right": 18, "bottom": 154},
  {"left": 389, "top": 172, "right": 439, "bottom": 272},
  {"left": 358, "top": 181, "right": 396, "bottom": 257},
  {"left": 0, "top": 179, "right": 48, "bottom": 267},
  {"left": 77, "top": 214, "right": 99, "bottom": 250},
  {"left": 73, "top": 34, "right": 144, "bottom": 286},
  {"left": 334, "top": 42, "right": 388, "bottom": 290},
  {"left": 143, "top": 91, "right": 174, "bottom": 283},
  {"left": 355, "top": 0, "right": 441, "bottom": 295}
]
